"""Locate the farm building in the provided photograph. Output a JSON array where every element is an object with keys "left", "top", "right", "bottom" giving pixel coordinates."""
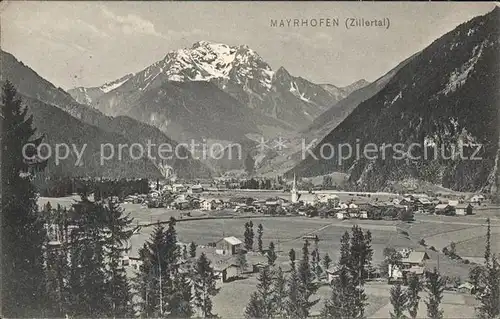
[
  {"left": 216, "top": 236, "right": 243, "bottom": 255},
  {"left": 201, "top": 199, "right": 216, "bottom": 211},
  {"left": 188, "top": 184, "right": 203, "bottom": 194},
  {"left": 326, "top": 265, "right": 343, "bottom": 284},
  {"left": 434, "top": 204, "right": 455, "bottom": 215},
  {"left": 401, "top": 251, "right": 429, "bottom": 267},
  {"left": 214, "top": 261, "right": 240, "bottom": 284},
  {"left": 456, "top": 203, "right": 473, "bottom": 216},
  {"left": 469, "top": 194, "right": 485, "bottom": 205},
  {"left": 415, "top": 198, "right": 433, "bottom": 212},
  {"left": 336, "top": 211, "right": 348, "bottom": 220},
  {"left": 389, "top": 250, "right": 430, "bottom": 282}
]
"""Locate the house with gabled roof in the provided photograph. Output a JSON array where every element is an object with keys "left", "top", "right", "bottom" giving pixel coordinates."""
[{"left": 215, "top": 236, "right": 243, "bottom": 256}]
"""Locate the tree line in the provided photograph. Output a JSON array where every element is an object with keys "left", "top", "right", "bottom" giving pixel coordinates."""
[{"left": 36, "top": 176, "right": 150, "bottom": 199}]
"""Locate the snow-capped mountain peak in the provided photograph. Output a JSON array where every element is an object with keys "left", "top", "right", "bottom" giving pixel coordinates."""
[{"left": 70, "top": 40, "right": 348, "bottom": 129}]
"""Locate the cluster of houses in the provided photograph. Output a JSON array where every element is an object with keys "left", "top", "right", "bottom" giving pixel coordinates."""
[
  {"left": 121, "top": 181, "right": 483, "bottom": 223},
  {"left": 392, "top": 193, "right": 480, "bottom": 216}
]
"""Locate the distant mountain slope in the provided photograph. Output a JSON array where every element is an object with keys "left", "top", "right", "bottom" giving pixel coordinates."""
[
  {"left": 291, "top": 7, "right": 500, "bottom": 193},
  {"left": 76, "top": 41, "right": 339, "bottom": 132},
  {"left": 68, "top": 73, "right": 134, "bottom": 105},
  {"left": 341, "top": 79, "right": 370, "bottom": 95},
  {"left": 1, "top": 50, "right": 211, "bottom": 179},
  {"left": 305, "top": 55, "right": 415, "bottom": 142},
  {"left": 19, "top": 95, "right": 162, "bottom": 179}
]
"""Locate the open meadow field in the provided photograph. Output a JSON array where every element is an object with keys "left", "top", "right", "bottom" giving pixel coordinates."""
[{"left": 39, "top": 194, "right": 496, "bottom": 317}]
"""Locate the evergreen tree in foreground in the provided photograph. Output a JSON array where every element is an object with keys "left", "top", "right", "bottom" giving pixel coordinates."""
[
  {"left": 322, "top": 253, "right": 332, "bottom": 273},
  {"left": 322, "top": 265, "right": 365, "bottom": 319},
  {"left": 272, "top": 266, "right": 287, "bottom": 317},
  {"left": 134, "top": 222, "right": 169, "bottom": 317},
  {"left": 297, "top": 240, "right": 320, "bottom": 317},
  {"left": 289, "top": 248, "right": 296, "bottom": 270},
  {"left": 245, "top": 292, "right": 265, "bottom": 319},
  {"left": 257, "top": 223, "right": 264, "bottom": 252},
  {"left": 425, "top": 268, "right": 445, "bottom": 319},
  {"left": 477, "top": 255, "right": 500, "bottom": 319},
  {"left": 244, "top": 221, "right": 255, "bottom": 251},
  {"left": 237, "top": 249, "right": 248, "bottom": 275},
  {"left": 258, "top": 266, "right": 275, "bottom": 317},
  {"left": 406, "top": 273, "right": 422, "bottom": 319},
  {"left": 103, "top": 201, "right": 134, "bottom": 318},
  {"left": 190, "top": 241, "right": 197, "bottom": 258},
  {"left": 324, "top": 228, "right": 367, "bottom": 318},
  {"left": 390, "top": 282, "right": 408, "bottom": 319},
  {"left": 193, "top": 253, "right": 220, "bottom": 317},
  {"left": 67, "top": 197, "right": 111, "bottom": 317},
  {"left": 1, "top": 81, "right": 49, "bottom": 316},
  {"left": 245, "top": 266, "right": 275, "bottom": 318},
  {"left": 484, "top": 218, "right": 491, "bottom": 266},
  {"left": 44, "top": 205, "right": 71, "bottom": 316},
  {"left": 476, "top": 219, "right": 500, "bottom": 319},
  {"left": 170, "top": 272, "right": 194, "bottom": 318},
  {"left": 267, "top": 241, "right": 277, "bottom": 266},
  {"left": 285, "top": 268, "right": 305, "bottom": 319}
]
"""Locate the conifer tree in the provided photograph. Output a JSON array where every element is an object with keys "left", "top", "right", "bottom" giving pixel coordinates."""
[
  {"left": 249, "top": 221, "right": 255, "bottom": 250},
  {"left": 134, "top": 222, "right": 169, "bottom": 317},
  {"left": 103, "top": 201, "right": 134, "bottom": 318},
  {"left": 289, "top": 248, "right": 296, "bottom": 270},
  {"left": 257, "top": 223, "right": 264, "bottom": 252},
  {"left": 425, "top": 268, "right": 445, "bottom": 319},
  {"left": 182, "top": 245, "right": 188, "bottom": 261},
  {"left": 484, "top": 218, "right": 491, "bottom": 266},
  {"left": 339, "top": 231, "right": 351, "bottom": 268},
  {"left": 190, "top": 241, "right": 197, "bottom": 258},
  {"left": 244, "top": 222, "right": 254, "bottom": 251},
  {"left": 44, "top": 205, "right": 71, "bottom": 316},
  {"left": 267, "top": 241, "right": 277, "bottom": 266},
  {"left": 245, "top": 292, "right": 265, "bottom": 319},
  {"left": 390, "top": 282, "right": 408, "bottom": 319},
  {"left": 477, "top": 255, "right": 500, "bottom": 318},
  {"left": 67, "top": 196, "right": 110, "bottom": 317},
  {"left": 163, "top": 217, "right": 181, "bottom": 312},
  {"left": 285, "top": 268, "right": 305, "bottom": 319},
  {"left": 193, "top": 253, "right": 220, "bottom": 317},
  {"left": 469, "top": 265, "right": 485, "bottom": 292},
  {"left": 349, "top": 225, "right": 372, "bottom": 285},
  {"left": 254, "top": 266, "right": 275, "bottom": 318},
  {"left": 332, "top": 229, "right": 368, "bottom": 317},
  {"left": 1, "top": 81, "right": 49, "bottom": 316},
  {"left": 272, "top": 267, "right": 287, "bottom": 317},
  {"left": 406, "top": 273, "right": 422, "bottom": 319},
  {"left": 323, "top": 253, "right": 332, "bottom": 273},
  {"left": 237, "top": 249, "right": 248, "bottom": 275},
  {"left": 170, "top": 272, "right": 194, "bottom": 318},
  {"left": 322, "top": 265, "right": 365, "bottom": 319},
  {"left": 297, "top": 240, "right": 319, "bottom": 317}
]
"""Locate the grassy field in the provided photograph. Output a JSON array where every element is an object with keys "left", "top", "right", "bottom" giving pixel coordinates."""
[{"left": 38, "top": 193, "right": 496, "bottom": 318}]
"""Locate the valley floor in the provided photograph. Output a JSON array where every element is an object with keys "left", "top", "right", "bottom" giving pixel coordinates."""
[{"left": 38, "top": 193, "right": 499, "bottom": 318}]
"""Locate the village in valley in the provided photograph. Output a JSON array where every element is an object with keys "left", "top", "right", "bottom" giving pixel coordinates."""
[{"left": 39, "top": 173, "right": 499, "bottom": 318}]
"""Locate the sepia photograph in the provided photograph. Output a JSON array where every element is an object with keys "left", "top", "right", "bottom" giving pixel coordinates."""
[{"left": 0, "top": 1, "right": 499, "bottom": 318}]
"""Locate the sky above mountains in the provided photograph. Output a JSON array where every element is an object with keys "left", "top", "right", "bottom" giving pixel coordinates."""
[{"left": 1, "top": 1, "right": 496, "bottom": 90}]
